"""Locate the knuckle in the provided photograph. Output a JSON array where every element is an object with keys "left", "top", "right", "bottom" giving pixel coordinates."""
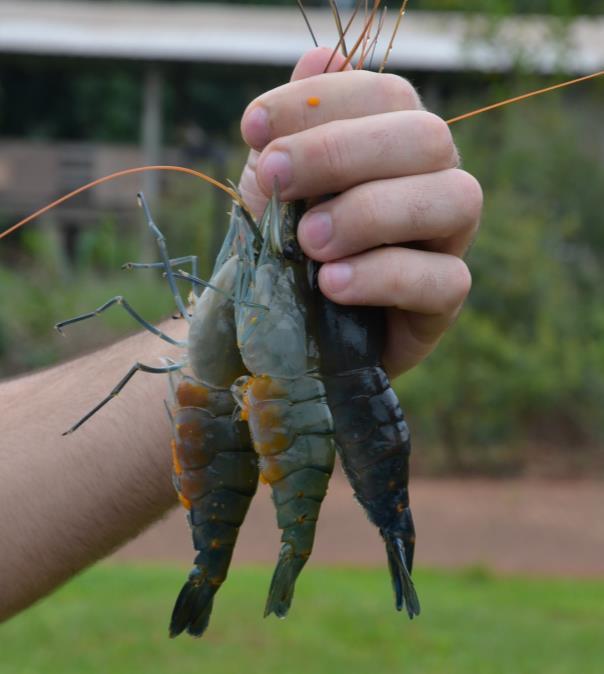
[
  {"left": 444, "top": 257, "right": 472, "bottom": 311},
  {"left": 390, "top": 263, "right": 413, "bottom": 307},
  {"left": 405, "top": 192, "right": 432, "bottom": 240},
  {"left": 455, "top": 169, "right": 483, "bottom": 221},
  {"left": 421, "top": 112, "right": 458, "bottom": 167},
  {"left": 452, "top": 170, "right": 483, "bottom": 227},
  {"left": 380, "top": 73, "right": 421, "bottom": 109},
  {"left": 384, "top": 253, "right": 426, "bottom": 309},
  {"left": 319, "top": 129, "right": 350, "bottom": 177},
  {"left": 385, "top": 251, "right": 472, "bottom": 315},
  {"left": 354, "top": 186, "right": 379, "bottom": 239},
  {"left": 415, "top": 269, "right": 439, "bottom": 308}
]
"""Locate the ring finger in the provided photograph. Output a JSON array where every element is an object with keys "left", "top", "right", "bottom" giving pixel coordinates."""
[
  {"left": 318, "top": 246, "right": 472, "bottom": 316},
  {"left": 298, "top": 168, "right": 483, "bottom": 261}
]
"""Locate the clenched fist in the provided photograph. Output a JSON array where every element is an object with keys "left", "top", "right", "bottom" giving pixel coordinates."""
[{"left": 239, "top": 47, "right": 482, "bottom": 377}]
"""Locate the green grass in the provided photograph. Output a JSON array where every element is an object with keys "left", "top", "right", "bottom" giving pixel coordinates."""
[{"left": 1, "top": 565, "right": 603, "bottom": 674}]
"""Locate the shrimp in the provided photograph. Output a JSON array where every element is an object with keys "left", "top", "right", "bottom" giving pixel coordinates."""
[
  {"left": 232, "top": 194, "right": 336, "bottom": 618},
  {"left": 314, "top": 295, "right": 420, "bottom": 618},
  {"left": 55, "top": 198, "right": 260, "bottom": 638},
  {"left": 153, "top": 204, "right": 260, "bottom": 638}
]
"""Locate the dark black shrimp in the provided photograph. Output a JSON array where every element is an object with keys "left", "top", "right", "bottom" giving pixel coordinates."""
[{"left": 313, "top": 278, "right": 420, "bottom": 619}]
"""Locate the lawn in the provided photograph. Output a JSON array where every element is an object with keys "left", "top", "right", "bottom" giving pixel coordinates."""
[{"left": 1, "top": 565, "right": 602, "bottom": 674}]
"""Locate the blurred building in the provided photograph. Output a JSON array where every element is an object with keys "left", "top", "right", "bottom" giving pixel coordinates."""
[{"left": 1, "top": 1, "right": 602, "bottom": 249}]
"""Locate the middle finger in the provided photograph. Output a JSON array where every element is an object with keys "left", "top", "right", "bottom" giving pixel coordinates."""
[{"left": 255, "top": 110, "right": 458, "bottom": 200}]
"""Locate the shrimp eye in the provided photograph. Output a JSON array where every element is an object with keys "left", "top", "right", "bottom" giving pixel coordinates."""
[{"left": 283, "top": 240, "right": 303, "bottom": 262}]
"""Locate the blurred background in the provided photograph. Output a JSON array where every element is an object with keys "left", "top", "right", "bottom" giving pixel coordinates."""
[{"left": 0, "top": 2, "right": 603, "bottom": 672}]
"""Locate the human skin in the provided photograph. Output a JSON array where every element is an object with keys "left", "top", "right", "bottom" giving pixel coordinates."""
[{"left": 0, "top": 49, "right": 481, "bottom": 621}]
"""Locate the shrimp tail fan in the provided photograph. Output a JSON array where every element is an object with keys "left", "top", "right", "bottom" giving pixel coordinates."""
[
  {"left": 169, "top": 572, "right": 217, "bottom": 638},
  {"left": 382, "top": 531, "right": 421, "bottom": 619},
  {"left": 264, "top": 544, "right": 307, "bottom": 619}
]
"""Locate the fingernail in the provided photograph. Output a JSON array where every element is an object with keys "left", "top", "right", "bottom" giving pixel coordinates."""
[
  {"left": 242, "top": 106, "right": 270, "bottom": 148},
  {"left": 300, "top": 212, "right": 333, "bottom": 250},
  {"left": 322, "top": 262, "right": 353, "bottom": 293},
  {"left": 260, "top": 150, "right": 293, "bottom": 191}
]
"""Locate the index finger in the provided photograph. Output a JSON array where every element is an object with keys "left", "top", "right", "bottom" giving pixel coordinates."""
[{"left": 241, "top": 52, "right": 421, "bottom": 151}]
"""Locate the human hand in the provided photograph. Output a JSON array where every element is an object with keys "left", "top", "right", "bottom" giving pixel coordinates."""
[{"left": 239, "top": 48, "right": 482, "bottom": 378}]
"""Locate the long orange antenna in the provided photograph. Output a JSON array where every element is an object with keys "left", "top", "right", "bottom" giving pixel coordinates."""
[
  {"left": 447, "top": 70, "right": 604, "bottom": 125},
  {"left": 360, "top": 5, "right": 387, "bottom": 71},
  {"left": 356, "top": 1, "right": 379, "bottom": 70},
  {"left": 378, "top": 0, "right": 410, "bottom": 73},
  {"left": 0, "top": 165, "right": 251, "bottom": 241},
  {"left": 340, "top": 0, "right": 382, "bottom": 71}
]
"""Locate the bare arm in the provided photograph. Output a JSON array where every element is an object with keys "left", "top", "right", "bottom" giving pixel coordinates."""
[
  {"left": 0, "top": 49, "right": 482, "bottom": 622},
  {"left": 0, "top": 320, "right": 186, "bottom": 620}
]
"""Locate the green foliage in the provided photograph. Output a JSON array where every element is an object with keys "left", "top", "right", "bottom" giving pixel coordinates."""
[
  {"left": 0, "top": 259, "right": 175, "bottom": 375},
  {"left": 2, "top": 564, "right": 604, "bottom": 674},
  {"left": 397, "top": 79, "right": 604, "bottom": 472},
  {"left": 0, "top": 177, "right": 224, "bottom": 376}
]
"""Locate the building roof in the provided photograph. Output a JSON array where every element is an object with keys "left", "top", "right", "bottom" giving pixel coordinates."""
[{"left": 0, "top": 1, "right": 602, "bottom": 74}]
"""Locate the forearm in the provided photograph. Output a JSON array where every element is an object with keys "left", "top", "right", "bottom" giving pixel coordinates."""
[{"left": 0, "top": 322, "right": 185, "bottom": 620}]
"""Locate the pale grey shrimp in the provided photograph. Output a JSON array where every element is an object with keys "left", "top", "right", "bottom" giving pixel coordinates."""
[
  {"left": 166, "top": 205, "right": 260, "bottom": 638},
  {"left": 55, "top": 198, "right": 260, "bottom": 638},
  {"left": 232, "top": 194, "right": 335, "bottom": 618}
]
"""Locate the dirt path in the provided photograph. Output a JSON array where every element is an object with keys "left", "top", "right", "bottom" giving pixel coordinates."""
[{"left": 112, "top": 472, "right": 604, "bottom": 576}]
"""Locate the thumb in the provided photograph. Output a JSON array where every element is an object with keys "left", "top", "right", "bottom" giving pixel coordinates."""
[{"left": 290, "top": 46, "right": 352, "bottom": 82}]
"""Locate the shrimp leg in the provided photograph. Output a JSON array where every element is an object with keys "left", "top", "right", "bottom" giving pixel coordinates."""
[{"left": 55, "top": 296, "right": 186, "bottom": 346}]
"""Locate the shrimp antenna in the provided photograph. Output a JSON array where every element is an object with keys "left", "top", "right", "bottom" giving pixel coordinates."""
[
  {"left": 340, "top": 0, "right": 382, "bottom": 71},
  {"left": 296, "top": 0, "right": 318, "bottom": 48},
  {"left": 328, "top": 0, "right": 348, "bottom": 57},
  {"left": 367, "top": 6, "right": 388, "bottom": 71},
  {"left": 447, "top": 69, "right": 604, "bottom": 125},
  {"left": 324, "top": 0, "right": 362, "bottom": 73},
  {"left": 225, "top": 178, "right": 264, "bottom": 247},
  {"left": 358, "top": 3, "right": 387, "bottom": 70},
  {"left": 356, "top": 0, "right": 378, "bottom": 70},
  {"left": 0, "top": 165, "right": 252, "bottom": 241},
  {"left": 378, "top": 0, "right": 410, "bottom": 73}
]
